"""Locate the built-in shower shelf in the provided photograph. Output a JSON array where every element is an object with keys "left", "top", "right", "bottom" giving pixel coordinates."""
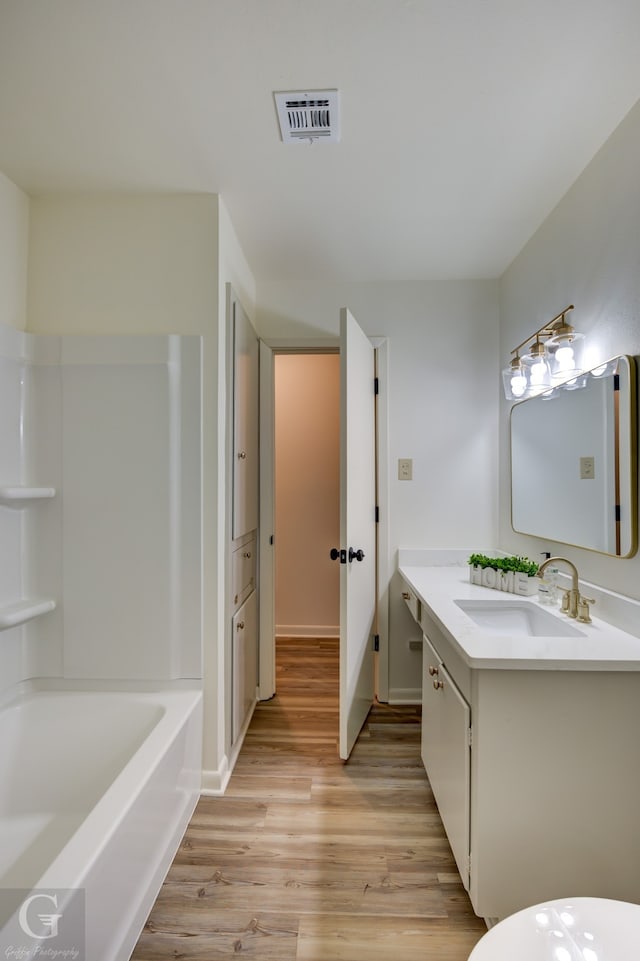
[
  {"left": 0, "top": 486, "right": 56, "bottom": 506},
  {"left": 0, "top": 599, "right": 56, "bottom": 631}
]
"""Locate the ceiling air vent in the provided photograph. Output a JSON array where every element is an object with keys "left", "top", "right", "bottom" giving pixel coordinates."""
[{"left": 274, "top": 90, "right": 340, "bottom": 144}]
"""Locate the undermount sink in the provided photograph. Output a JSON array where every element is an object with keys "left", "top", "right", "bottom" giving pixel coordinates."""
[{"left": 454, "top": 599, "right": 586, "bottom": 638}]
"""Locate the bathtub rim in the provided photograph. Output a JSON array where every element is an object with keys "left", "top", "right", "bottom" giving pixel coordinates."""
[{"left": 0, "top": 680, "right": 202, "bottom": 894}]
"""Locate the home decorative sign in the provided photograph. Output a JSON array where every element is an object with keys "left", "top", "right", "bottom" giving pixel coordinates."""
[{"left": 468, "top": 554, "right": 539, "bottom": 597}]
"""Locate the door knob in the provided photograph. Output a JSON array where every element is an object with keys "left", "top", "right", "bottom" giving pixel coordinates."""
[
  {"left": 330, "top": 548, "right": 346, "bottom": 563},
  {"left": 348, "top": 547, "right": 365, "bottom": 562}
]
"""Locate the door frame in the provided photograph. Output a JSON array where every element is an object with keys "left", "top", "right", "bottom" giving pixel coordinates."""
[{"left": 259, "top": 335, "right": 390, "bottom": 703}]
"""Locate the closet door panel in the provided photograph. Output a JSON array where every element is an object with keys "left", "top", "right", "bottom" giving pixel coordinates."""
[
  {"left": 232, "top": 590, "right": 257, "bottom": 742},
  {"left": 233, "top": 302, "right": 259, "bottom": 539}
]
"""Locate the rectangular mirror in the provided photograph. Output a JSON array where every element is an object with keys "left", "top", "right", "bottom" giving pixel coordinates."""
[{"left": 510, "top": 355, "right": 637, "bottom": 557}]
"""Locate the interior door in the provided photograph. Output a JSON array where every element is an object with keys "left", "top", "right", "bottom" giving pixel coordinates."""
[{"left": 338, "top": 307, "right": 377, "bottom": 760}]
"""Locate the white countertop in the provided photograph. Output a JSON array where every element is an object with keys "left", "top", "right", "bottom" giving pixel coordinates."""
[{"left": 399, "top": 564, "right": 640, "bottom": 671}]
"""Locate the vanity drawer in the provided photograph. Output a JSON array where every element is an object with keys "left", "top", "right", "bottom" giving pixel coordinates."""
[
  {"left": 421, "top": 606, "right": 471, "bottom": 702},
  {"left": 232, "top": 537, "right": 256, "bottom": 610},
  {"left": 401, "top": 583, "right": 420, "bottom": 623}
]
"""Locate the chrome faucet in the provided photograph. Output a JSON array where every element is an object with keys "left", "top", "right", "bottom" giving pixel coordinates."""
[{"left": 538, "top": 556, "right": 595, "bottom": 623}]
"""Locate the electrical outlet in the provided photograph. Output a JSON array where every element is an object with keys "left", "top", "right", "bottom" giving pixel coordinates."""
[
  {"left": 580, "top": 456, "right": 595, "bottom": 480},
  {"left": 398, "top": 458, "right": 413, "bottom": 481}
]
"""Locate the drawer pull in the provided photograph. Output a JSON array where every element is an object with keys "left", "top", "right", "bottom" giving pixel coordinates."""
[
  {"left": 433, "top": 679, "right": 445, "bottom": 691},
  {"left": 236, "top": 621, "right": 245, "bottom": 631},
  {"left": 402, "top": 591, "right": 411, "bottom": 600},
  {"left": 243, "top": 551, "right": 252, "bottom": 559},
  {"left": 428, "top": 665, "right": 439, "bottom": 677}
]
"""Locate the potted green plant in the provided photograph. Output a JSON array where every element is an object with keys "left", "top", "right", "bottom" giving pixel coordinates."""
[{"left": 468, "top": 553, "right": 539, "bottom": 596}]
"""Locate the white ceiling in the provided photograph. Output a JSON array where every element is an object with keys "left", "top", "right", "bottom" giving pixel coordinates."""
[{"left": 1, "top": 0, "right": 639, "bottom": 285}]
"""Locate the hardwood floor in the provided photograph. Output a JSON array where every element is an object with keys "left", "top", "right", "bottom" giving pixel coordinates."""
[{"left": 132, "top": 637, "right": 487, "bottom": 960}]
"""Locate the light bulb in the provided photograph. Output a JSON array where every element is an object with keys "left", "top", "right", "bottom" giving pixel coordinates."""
[
  {"left": 530, "top": 359, "right": 548, "bottom": 385},
  {"left": 554, "top": 344, "right": 575, "bottom": 371},
  {"left": 511, "top": 371, "right": 527, "bottom": 397}
]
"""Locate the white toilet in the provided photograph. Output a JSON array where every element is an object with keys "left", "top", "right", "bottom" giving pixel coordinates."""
[{"left": 468, "top": 896, "right": 640, "bottom": 960}]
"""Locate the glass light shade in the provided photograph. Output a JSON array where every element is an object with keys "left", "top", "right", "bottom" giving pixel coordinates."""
[
  {"left": 562, "top": 372, "right": 588, "bottom": 390},
  {"left": 522, "top": 343, "right": 552, "bottom": 395},
  {"left": 590, "top": 358, "right": 617, "bottom": 378},
  {"left": 525, "top": 359, "right": 552, "bottom": 394},
  {"left": 548, "top": 330, "right": 585, "bottom": 384},
  {"left": 502, "top": 360, "right": 528, "bottom": 400}
]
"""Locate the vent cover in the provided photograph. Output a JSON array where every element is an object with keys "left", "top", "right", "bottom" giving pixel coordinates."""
[{"left": 274, "top": 90, "right": 340, "bottom": 143}]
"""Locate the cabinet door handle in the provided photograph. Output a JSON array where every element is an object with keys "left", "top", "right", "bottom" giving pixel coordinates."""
[
  {"left": 433, "top": 679, "right": 444, "bottom": 691},
  {"left": 402, "top": 591, "right": 411, "bottom": 600},
  {"left": 428, "top": 665, "right": 439, "bottom": 677},
  {"left": 237, "top": 451, "right": 247, "bottom": 460},
  {"left": 236, "top": 621, "right": 245, "bottom": 631},
  {"left": 243, "top": 551, "right": 252, "bottom": 558}
]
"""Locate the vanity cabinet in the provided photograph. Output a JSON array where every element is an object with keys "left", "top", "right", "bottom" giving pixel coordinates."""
[
  {"left": 421, "top": 633, "right": 471, "bottom": 890},
  {"left": 402, "top": 569, "right": 640, "bottom": 922}
]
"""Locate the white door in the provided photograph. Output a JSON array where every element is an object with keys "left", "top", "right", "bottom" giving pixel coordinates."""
[{"left": 338, "top": 308, "right": 377, "bottom": 760}]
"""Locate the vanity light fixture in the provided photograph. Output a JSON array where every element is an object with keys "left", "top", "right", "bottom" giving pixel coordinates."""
[
  {"left": 503, "top": 305, "right": 586, "bottom": 400},
  {"left": 502, "top": 352, "right": 528, "bottom": 400},
  {"left": 522, "top": 337, "right": 552, "bottom": 395}
]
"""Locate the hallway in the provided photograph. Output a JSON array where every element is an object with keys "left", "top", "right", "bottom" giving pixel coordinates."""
[{"left": 132, "top": 637, "right": 487, "bottom": 959}]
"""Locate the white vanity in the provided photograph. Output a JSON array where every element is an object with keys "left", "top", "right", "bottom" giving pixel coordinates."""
[{"left": 399, "top": 561, "right": 640, "bottom": 922}]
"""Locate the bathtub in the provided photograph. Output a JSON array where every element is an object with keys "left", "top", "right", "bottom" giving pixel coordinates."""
[{"left": 0, "top": 683, "right": 202, "bottom": 961}]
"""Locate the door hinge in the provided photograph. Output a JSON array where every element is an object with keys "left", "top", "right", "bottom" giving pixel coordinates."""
[
  {"left": 374, "top": 376, "right": 379, "bottom": 395},
  {"left": 375, "top": 505, "right": 380, "bottom": 523},
  {"left": 468, "top": 726, "right": 473, "bottom": 747},
  {"left": 269, "top": 534, "right": 274, "bottom": 545},
  {"left": 614, "top": 373, "right": 620, "bottom": 391},
  {"left": 373, "top": 634, "right": 380, "bottom": 652},
  {"left": 615, "top": 504, "right": 621, "bottom": 522}
]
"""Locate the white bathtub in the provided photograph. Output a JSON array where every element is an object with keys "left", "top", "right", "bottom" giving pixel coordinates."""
[{"left": 0, "top": 684, "right": 202, "bottom": 960}]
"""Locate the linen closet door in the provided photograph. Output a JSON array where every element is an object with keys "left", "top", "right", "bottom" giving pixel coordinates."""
[
  {"left": 231, "top": 293, "right": 259, "bottom": 744},
  {"left": 233, "top": 300, "right": 259, "bottom": 539}
]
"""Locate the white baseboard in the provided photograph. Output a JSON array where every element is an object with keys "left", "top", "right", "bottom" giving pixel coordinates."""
[
  {"left": 200, "top": 695, "right": 257, "bottom": 796},
  {"left": 388, "top": 687, "right": 422, "bottom": 705},
  {"left": 201, "top": 755, "right": 231, "bottom": 796},
  {"left": 276, "top": 624, "right": 339, "bottom": 638}
]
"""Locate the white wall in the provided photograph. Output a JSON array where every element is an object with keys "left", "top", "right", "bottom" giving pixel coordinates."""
[
  {"left": 0, "top": 172, "right": 29, "bottom": 331},
  {"left": 275, "top": 353, "right": 340, "bottom": 637},
  {"left": 257, "top": 280, "right": 500, "bottom": 699},
  {"left": 499, "top": 98, "right": 640, "bottom": 601},
  {"left": 27, "top": 194, "right": 219, "bottom": 336}
]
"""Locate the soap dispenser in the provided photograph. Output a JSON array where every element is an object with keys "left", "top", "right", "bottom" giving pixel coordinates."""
[{"left": 537, "top": 551, "right": 553, "bottom": 605}]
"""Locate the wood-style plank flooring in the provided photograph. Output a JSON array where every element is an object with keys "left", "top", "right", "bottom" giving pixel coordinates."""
[{"left": 132, "top": 637, "right": 487, "bottom": 960}]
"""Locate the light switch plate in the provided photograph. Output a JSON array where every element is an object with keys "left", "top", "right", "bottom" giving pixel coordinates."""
[
  {"left": 580, "top": 456, "right": 595, "bottom": 480},
  {"left": 398, "top": 458, "right": 413, "bottom": 481}
]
